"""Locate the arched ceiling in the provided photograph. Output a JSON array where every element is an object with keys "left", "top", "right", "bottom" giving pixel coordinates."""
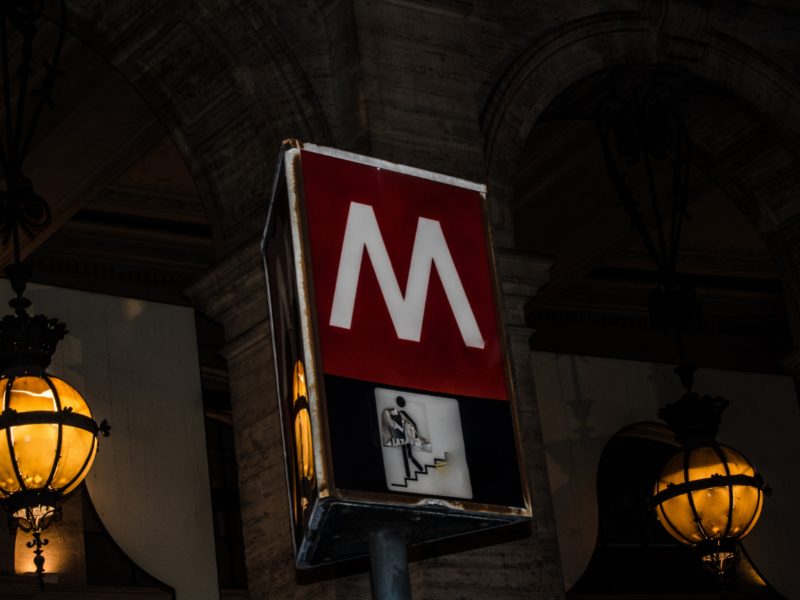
[
  {"left": 31, "top": 132, "right": 213, "bottom": 306},
  {"left": 0, "top": 19, "right": 213, "bottom": 306},
  {"left": 14, "top": 25, "right": 795, "bottom": 381},
  {"left": 0, "top": 18, "right": 225, "bottom": 400},
  {"left": 517, "top": 69, "right": 791, "bottom": 373}
]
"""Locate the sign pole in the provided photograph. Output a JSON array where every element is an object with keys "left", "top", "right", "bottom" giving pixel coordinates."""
[{"left": 369, "top": 528, "right": 413, "bottom": 600}]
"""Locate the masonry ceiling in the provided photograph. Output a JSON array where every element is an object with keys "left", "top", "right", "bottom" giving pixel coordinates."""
[
  {"left": 0, "top": 23, "right": 223, "bottom": 397},
  {"left": 517, "top": 69, "right": 790, "bottom": 373},
  {"left": 0, "top": 25, "right": 211, "bottom": 307},
  {"left": 1, "top": 9, "right": 791, "bottom": 382},
  {"left": 31, "top": 133, "right": 212, "bottom": 306}
]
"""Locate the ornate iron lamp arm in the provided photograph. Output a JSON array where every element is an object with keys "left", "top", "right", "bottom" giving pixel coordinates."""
[
  {"left": 0, "top": 1, "right": 65, "bottom": 311},
  {"left": 18, "top": 0, "right": 66, "bottom": 169},
  {"left": 597, "top": 83, "right": 697, "bottom": 389},
  {"left": 0, "top": 18, "right": 11, "bottom": 174},
  {"left": 596, "top": 110, "right": 665, "bottom": 273},
  {"left": 598, "top": 80, "right": 765, "bottom": 580},
  {"left": 641, "top": 123, "right": 668, "bottom": 263}
]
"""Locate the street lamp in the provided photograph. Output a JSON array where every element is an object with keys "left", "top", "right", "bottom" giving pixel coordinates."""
[
  {"left": 597, "top": 80, "right": 765, "bottom": 578},
  {"left": 0, "top": 0, "right": 110, "bottom": 583},
  {"left": 0, "top": 309, "right": 109, "bottom": 578},
  {"left": 652, "top": 392, "right": 764, "bottom": 576}
]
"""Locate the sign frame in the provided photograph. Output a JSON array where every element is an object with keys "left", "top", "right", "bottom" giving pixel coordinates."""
[{"left": 263, "top": 140, "right": 532, "bottom": 568}]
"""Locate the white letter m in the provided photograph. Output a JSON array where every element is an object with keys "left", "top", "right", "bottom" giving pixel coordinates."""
[{"left": 329, "top": 202, "right": 485, "bottom": 349}]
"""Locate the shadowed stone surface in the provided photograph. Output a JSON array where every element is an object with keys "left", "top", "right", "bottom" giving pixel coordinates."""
[{"left": 35, "top": 0, "right": 800, "bottom": 597}]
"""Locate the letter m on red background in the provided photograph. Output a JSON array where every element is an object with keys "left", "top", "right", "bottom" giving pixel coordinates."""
[{"left": 302, "top": 148, "right": 509, "bottom": 402}]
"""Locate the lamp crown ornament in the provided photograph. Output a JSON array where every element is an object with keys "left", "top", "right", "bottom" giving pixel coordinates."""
[
  {"left": 0, "top": 311, "right": 67, "bottom": 371},
  {"left": 657, "top": 391, "right": 727, "bottom": 447}
]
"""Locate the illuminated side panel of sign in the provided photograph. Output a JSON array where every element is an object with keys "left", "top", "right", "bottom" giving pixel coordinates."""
[
  {"left": 263, "top": 163, "right": 318, "bottom": 551},
  {"left": 301, "top": 149, "right": 507, "bottom": 401}
]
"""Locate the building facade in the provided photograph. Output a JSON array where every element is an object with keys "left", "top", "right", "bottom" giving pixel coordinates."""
[{"left": 1, "top": 1, "right": 799, "bottom": 598}]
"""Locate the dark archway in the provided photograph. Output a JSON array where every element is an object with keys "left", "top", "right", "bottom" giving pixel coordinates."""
[
  {"left": 517, "top": 67, "right": 793, "bottom": 375},
  {"left": 483, "top": 11, "right": 800, "bottom": 258}
]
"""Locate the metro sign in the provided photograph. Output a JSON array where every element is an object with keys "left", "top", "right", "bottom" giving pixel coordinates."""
[{"left": 262, "top": 142, "right": 530, "bottom": 569}]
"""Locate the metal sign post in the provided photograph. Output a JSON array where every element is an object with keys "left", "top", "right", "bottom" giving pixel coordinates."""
[
  {"left": 369, "top": 529, "right": 412, "bottom": 600},
  {"left": 262, "top": 140, "right": 532, "bottom": 574}
]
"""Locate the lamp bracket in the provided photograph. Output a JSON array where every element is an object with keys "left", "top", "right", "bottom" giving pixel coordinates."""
[{"left": 597, "top": 80, "right": 702, "bottom": 385}]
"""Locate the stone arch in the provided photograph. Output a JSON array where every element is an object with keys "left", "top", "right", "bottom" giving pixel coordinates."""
[
  {"left": 63, "top": 0, "right": 331, "bottom": 255},
  {"left": 481, "top": 10, "right": 800, "bottom": 248}
]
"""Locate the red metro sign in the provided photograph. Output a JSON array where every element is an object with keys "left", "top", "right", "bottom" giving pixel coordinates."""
[
  {"left": 302, "top": 149, "right": 506, "bottom": 401},
  {"left": 262, "top": 142, "right": 530, "bottom": 568}
]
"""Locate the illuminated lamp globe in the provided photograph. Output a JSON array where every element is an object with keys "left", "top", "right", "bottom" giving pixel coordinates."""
[
  {"left": 653, "top": 444, "right": 763, "bottom": 574},
  {"left": 0, "top": 310, "right": 109, "bottom": 577},
  {"left": 653, "top": 393, "right": 764, "bottom": 576}
]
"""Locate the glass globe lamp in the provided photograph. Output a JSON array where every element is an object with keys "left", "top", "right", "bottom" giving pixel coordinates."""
[
  {"left": 652, "top": 443, "right": 764, "bottom": 574},
  {"left": 653, "top": 391, "right": 764, "bottom": 576},
  {"left": 0, "top": 309, "right": 109, "bottom": 579}
]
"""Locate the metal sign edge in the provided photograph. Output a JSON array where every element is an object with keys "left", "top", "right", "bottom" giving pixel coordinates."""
[{"left": 302, "top": 142, "right": 487, "bottom": 194}]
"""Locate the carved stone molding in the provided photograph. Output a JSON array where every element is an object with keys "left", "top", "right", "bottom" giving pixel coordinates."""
[
  {"left": 496, "top": 250, "right": 552, "bottom": 334},
  {"left": 649, "top": 0, "right": 712, "bottom": 62},
  {"left": 185, "top": 235, "right": 269, "bottom": 346}
]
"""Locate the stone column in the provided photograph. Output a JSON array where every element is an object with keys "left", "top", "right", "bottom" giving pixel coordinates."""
[{"left": 187, "top": 237, "right": 337, "bottom": 600}]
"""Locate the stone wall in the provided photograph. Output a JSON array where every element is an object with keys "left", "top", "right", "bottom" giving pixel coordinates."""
[{"left": 70, "top": 0, "right": 800, "bottom": 597}]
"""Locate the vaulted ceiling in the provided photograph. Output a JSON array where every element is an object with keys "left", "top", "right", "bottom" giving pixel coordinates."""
[
  {"left": 516, "top": 70, "right": 791, "bottom": 374},
  {"left": 3, "top": 14, "right": 792, "bottom": 390},
  {"left": 2, "top": 21, "right": 212, "bottom": 306},
  {"left": 1, "top": 23, "right": 223, "bottom": 398}
]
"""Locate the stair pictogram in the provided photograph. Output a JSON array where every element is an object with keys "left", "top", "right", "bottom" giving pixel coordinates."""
[{"left": 390, "top": 453, "right": 448, "bottom": 488}]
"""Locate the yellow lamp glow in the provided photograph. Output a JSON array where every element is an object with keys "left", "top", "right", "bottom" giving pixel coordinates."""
[
  {"left": 653, "top": 444, "right": 763, "bottom": 574},
  {"left": 0, "top": 375, "right": 99, "bottom": 503},
  {"left": 291, "top": 361, "right": 315, "bottom": 522},
  {"left": 292, "top": 361, "right": 314, "bottom": 482}
]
